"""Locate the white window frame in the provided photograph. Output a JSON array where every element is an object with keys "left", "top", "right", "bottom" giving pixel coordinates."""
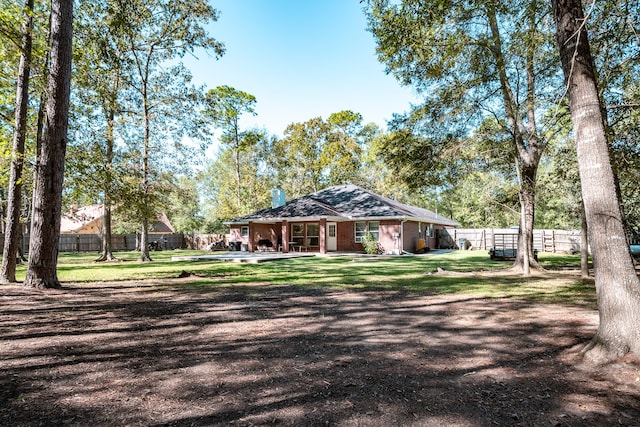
[
  {"left": 240, "top": 226, "right": 249, "bottom": 237},
  {"left": 355, "top": 221, "right": 380, "bottom": 243},
  {"left": 328, "top": 223, "right": 336, "bottom": 238},
  {"left": 368, "top": 221, "right": 380, "bottom": 241},
  {"left": 292, "top": 223, "right": 305, "bottom": 245},
  {"left": 306, "top": 223, "right": 319, "bottom": 246},
  {"left": 354, "top": 222, "right": 367, "bottom": 243}
]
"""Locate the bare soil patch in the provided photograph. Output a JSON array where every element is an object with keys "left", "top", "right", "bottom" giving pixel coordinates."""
[{"left": 1, "top": 278, "right": 639, "bottom": 426}]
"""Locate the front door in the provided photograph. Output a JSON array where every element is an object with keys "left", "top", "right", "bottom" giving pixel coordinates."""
[{"left": 327, "top": 222, "right": 337, "bottom": 251}]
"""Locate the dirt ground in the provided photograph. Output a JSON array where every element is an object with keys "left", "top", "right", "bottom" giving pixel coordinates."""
[{"left": 1, "top": 276, "right": 640, "bottom": 427}]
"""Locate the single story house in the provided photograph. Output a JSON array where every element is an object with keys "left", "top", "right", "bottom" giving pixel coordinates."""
[
  {"left": 60, "top": 204, "right": 175, "bottom": 234},
  {"left": 226, "top": 184, "right": 458, "bottom": 254}
]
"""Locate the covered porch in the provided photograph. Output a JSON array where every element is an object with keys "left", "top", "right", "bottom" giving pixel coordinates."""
[
  {"left": 229, "top": 218, "right": 412, "bottom": 255},
  {"left": 229, "top": 218, "right": 340, "bottom": 254}
]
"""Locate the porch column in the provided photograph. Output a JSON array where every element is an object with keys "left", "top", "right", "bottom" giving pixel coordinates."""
[
  {"left": 248, "top": 221, "right": 254, "bottom": 252},
  {"left": 319, "top": 218, "right": 327, "bottom": 254},
  {"left": 282, "top": 220, "right": 289, "bottom": 253}
]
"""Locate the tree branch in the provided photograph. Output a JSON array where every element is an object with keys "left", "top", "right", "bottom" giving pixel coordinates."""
[{"left": 606, "top": 103, "right": 640, "bottom": 110}]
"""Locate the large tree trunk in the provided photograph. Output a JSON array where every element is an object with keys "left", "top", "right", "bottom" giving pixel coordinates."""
[
  {"left": 139, "top": 217, "right": 151, "bottom": 261},
  {"left": 514, "top": 161, "right": 542, "bottom": 275},
  {"left": 139, "top": 79, "right": 152, "bottom": 262},
  {"left": 234, "top": 121, "right": 242, "bottom": 208},
  {"left": 553, "top": 0, "right": 640, "bottom": 360},
  {"left": 24, "top": 0, "right": 74, "bottom": 289},
  {"left": 487, "top": 4, "right": 544, "bottom": 275},
  {"left": 1, "top": 0, "right": 34, "bottom": 284},
  {"left": 96, "top": 106, "right": 116, "bottom": 262},
  {"left": 96, "top": 202, "right": 115, "bottom": 261}
]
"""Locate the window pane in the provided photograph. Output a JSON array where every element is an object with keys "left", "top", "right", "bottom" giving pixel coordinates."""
[
  {"left": 307, "top": 223, "right": 319, "bottom": 237},
  {"left": 292, "top": 224, "right": 304, "bottom": 236},
  {"left": 291, "top": 224, "right": 304, "bottom": 245},
  {"left": 368, "top": 221, "right": 380, "bottom": 241},
  {"left": 304, "top": 223, "right": 319, "bottom": 247},
  {"left": 355, "top": 222, "right": 366, "bottom": 243}
]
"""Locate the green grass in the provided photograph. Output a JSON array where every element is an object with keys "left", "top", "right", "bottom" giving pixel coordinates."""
[{"left": 9, "top": 249, "right": 595, "bottom": 306}]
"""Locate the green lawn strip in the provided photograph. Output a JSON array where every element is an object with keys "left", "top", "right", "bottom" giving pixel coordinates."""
[{"left": 9, "top": 250, "right": 595, "bottom": 306}]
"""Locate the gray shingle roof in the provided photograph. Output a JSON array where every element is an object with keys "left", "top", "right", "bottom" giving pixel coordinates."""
[{"left": 229, "top": 184, "right": 458, "bottom": 226}]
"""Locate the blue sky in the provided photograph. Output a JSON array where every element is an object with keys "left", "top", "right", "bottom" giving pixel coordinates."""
[{"left": 182, "top": 0, "right": 420, "bottom": 136}]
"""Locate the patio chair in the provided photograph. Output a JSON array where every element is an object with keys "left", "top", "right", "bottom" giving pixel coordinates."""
[{"left": 300, "top": 238, "right": 312, "bottom": 252}]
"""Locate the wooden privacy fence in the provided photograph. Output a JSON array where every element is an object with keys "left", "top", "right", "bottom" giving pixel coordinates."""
[
  {"left": 1, "top": 230, "right": 581, "bottom": 254},
  {"left": 1, "top": 233, "right": 185, "bottom": 253},
  {"left": 0, "top": 233, "right": 231, "bottom": 253},
  {"left": 183, "top": 234, "right": 227, "bottom": 250},
  {"left": 439, "top": 228, "right": 583, "bottom": 254}
]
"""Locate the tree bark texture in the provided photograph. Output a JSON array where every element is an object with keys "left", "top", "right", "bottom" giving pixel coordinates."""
[
  {"left": 24, "top": 0, "right": 73, "bottom": 289},
  {"left": 1, "top": 0, "right": 34, "bottom": 284},
  {"left": 139, "top": 217, "right": 151, "bottom": 261},
  {"left": 580, "top": 200, "right": 590, "bottom": 278},
  {"left": 97, "top": 202, "right": 115, "bottom": 261},
  {"left": 515, "top": 163, "right": 539, "bottom": 276},
  {"left": 553, "top": 0, "right": 640, "bottom": 359}
]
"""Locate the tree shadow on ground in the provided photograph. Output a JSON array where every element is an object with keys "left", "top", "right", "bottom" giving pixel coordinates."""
[{"left": 1, "top": 282, "right": 637, "bottom": 427}]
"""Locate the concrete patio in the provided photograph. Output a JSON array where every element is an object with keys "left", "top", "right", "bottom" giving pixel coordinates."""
[
  {"left": 171, "top": 249, "right": 453, "bottom": 264},
  {"left": 171, "top": 251, "right": 316, "bottom": 263}
]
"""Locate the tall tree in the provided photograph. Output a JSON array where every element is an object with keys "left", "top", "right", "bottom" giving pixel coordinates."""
[
  {"left": 200, "top": 130, "right": 272, "bottom": 220},
  {"left": 69, "top": 0, "right": 135, "bottom": 262},
  {"left": 204, "top": 85, "right": 257, "bottom": 207},
  {"left": 267, "top": 112, "right": 381, "bottom": 200},
  {"left": 0, "top": 2, "right": 24, "bottom": 131},
  {"left": 164, "top": 175, "right": 205, "bottom": 233},
  {"left": 586, "top": 0, "right": 640, "bottom": 246},
  {"left": 366, "top": 0, "right": 561, "bottom": 275},
  {"left": 271, "top": 117, "right": 329, "bottom": 198},
  {"left": 23, "top": 0, "right": 73, "bottom": 289},
  {"left": 1, "top": 0, "right": 34, "bottom": 284},
  {"left": 322, "top": 110, "right": 366, "bottom": 186},
  {"left": 553, "top": 0, "right": 640, "bottom": 359},
  {"left": 113, "top": 0, "right": 224, "bottom": 261}
]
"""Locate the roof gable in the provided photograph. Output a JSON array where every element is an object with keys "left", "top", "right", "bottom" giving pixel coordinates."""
[{"left": 60, "top": 204, "right": 104, "bottom": 233}]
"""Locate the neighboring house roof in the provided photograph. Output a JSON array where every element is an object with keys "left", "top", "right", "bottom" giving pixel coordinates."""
[
  {"left": 60, "top": 204, "right": 104, "bottom": 234},
  {"left": 60, "top": 204, "right": 176, "bottom": 234},
  {"left": 228, "top": 184, "right": 458, "bottom": 226},
  {"left": 153, "top": 212, "right": 176, "bottom": 233}
]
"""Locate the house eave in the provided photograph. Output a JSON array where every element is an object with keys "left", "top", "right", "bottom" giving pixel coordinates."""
[
  {"left": 347, "top": 215, "right": 457, "bottom": 226},
  {"left": 225, "top": 216, "right": 345, "bottom": 225},
  {"left": 226, "top": 215, "right": 457, "bottom": 227}
]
